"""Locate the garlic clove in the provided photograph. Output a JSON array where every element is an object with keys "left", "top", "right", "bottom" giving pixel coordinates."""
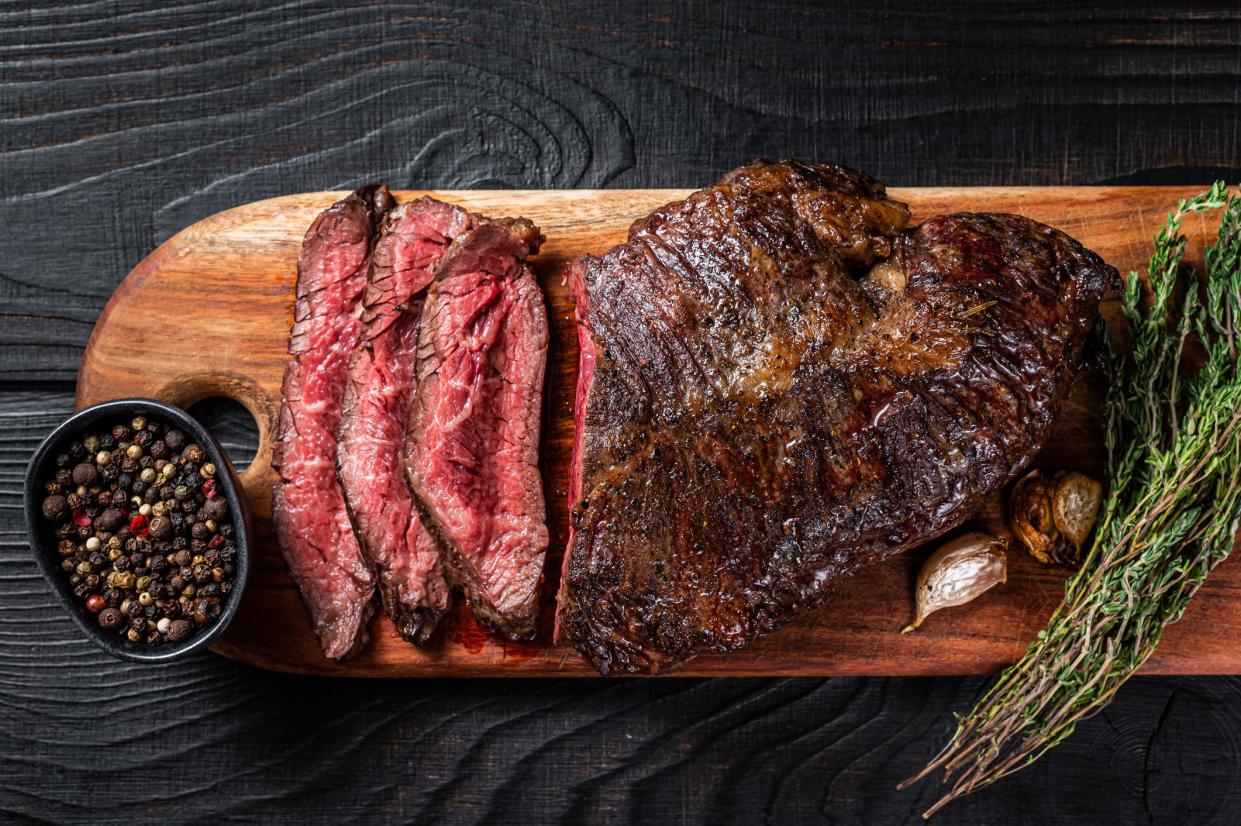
[
  {"left": 1050, "top": 471, "right": 1104, "bottom": 551},
  {"left": 1009, "top": 467, "right": 1104, "bottom": 568},
  {"left": 1009, "top": 471, "right": 1056, "bottom": 564},
  {"left": 902, "top": 532, "right": 1008, "bottom": 633}
]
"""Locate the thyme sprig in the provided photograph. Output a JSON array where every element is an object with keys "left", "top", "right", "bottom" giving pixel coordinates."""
[{"left": 900, "top": 182, "right": 1241, "bottom": 817}]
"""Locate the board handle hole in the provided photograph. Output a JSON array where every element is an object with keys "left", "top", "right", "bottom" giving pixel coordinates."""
[
  {"left": 188, "top": 396, "right": 259, "bottom": 471},
  {"left": 154, "top": 372, "right": 276, "bottom": 501}
]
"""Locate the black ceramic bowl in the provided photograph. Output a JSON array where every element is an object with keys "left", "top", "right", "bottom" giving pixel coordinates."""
[{"left": 24, "top": 398, "right": 252, "bottom": 662}]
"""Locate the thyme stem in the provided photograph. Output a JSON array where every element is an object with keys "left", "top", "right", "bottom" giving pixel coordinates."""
[{"left": 899, "top": 183, "right": 1241, "bottom": 817}]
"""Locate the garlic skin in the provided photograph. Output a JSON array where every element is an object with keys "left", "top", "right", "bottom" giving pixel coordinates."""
[
  {"left": 1009, "top": 469, "right": 1103, "bottom": 567},
  {"left": 902, "top": 532, "right": 1008, "bottom": 633}
]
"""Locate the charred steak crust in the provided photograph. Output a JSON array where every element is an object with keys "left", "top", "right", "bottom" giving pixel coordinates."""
[
  {"left": 558, "top": 161, "right": 1116, "bottom": 675},
  {"left": 405, "top": 219, "right": 550, "bottom": 641},
  {"left": 273, "top": 184, "right": 394, "bottom": 661},
  {"left": 337, "top": 198, "right": 477, "bottom": 646}
]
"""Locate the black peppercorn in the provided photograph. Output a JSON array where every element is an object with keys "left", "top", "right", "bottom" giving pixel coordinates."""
[
  {"left": 164, "top": 429, "right": 185, "bottom": 452},
  {"left": 42, "top": 494, "right": 68, "bottom": 520},
  {"left": 204, "top": 497, "right": 229, "bottom": 521},
  {"left": 133, "top": 430, "right": 152, "bottom": 447},
  {"left": 166, "top": 619, "right": 191, "bottom": 642},
  {"left": 149, "top": 440, "right": 167, "bottom": 459},
  {"left": 98, "top": 434, "right": 115, "bottom": 450},
  {"left": 97, "top": 608, "right": 123, "bottom": 630},
  {"left": 149, "top": 516, "right": 172, "bottom": 539},
  {"left": 55, "top": 468, "right": 72, "bottom": 487},
  {"left": 71, "top": 463, "right": 98, "bottom": 487},
  {"left": 95, "top": 508, "right": 123, "bottom": 531},
  {"left": 55, "top": 452, "right": 70, "bottom": 468}
]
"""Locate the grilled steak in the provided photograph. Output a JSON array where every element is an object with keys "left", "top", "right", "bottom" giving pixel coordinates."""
[
  {"left": 406, "top": 219, "right": 549, "bottom": 640},
  {"left": 338, "top": 198, "right": 477, "bottom": 645},
  {"left": 273, "top": 184, "right": 394, "bottom": 660},
  {"left": 557, "top": 160, "right": 1115, "bottom": 675}
]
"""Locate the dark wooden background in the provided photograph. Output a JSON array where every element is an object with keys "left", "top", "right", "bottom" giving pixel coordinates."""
[{"left": 3, "top": 2, "right": 1241, "bottom": 823}]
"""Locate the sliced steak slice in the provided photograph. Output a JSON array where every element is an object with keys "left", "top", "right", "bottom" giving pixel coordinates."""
[
  {"left": 557, "top": 160, "right": 1116, "bottom": 675},
  {"left": 338, "top": 198, "right": 477, "bottom": 645},
  {"left": 272, "top": 184, "right": 394, "bottom": 661},
  {"left": 405, "top": 219, "right": 549, "bottom": 641}
]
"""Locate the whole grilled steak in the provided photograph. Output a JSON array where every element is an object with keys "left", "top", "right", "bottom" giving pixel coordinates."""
[
  {"left": 557, "top": 160, "right": 1115, "bottom": 675},
  {"left": 406, "top": 219, "right": 549, "bottom": 640},
  {"left": 338, "top": 198, "right": 477, "bottom": 645},
  {"left": 273, "top": 185, "right": 393, "bottom": 660}
]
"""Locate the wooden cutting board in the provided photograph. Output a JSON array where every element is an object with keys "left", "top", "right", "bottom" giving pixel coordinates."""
[{"left": 76, "top": 186, "right": 1241, "bottom": 677}]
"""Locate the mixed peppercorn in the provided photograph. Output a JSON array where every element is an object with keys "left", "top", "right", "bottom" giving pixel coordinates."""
[{"left": 40, "top": 415, "right": 238, "bottom": 646}]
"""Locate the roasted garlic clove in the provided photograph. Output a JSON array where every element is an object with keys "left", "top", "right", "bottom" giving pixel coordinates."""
[
  {"left": 1009, "top": 471, "right": 1056, "bottom": 563},
  {"left": 1009, "top": 469, "right": 1103, "bottom": 568},
  {"left": 1051, "top": 471, "right": 1104, "bottom": 550},
  {"left": 902, "top": 532, "right": 1008, "bottom": 633}
]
